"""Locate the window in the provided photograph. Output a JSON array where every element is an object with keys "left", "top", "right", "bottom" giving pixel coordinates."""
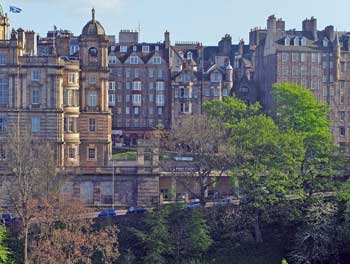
[
  {"left": 323, "top": 75, "right": 328, "bottom": 83},
  {"left": 134, "top": 107, "right": 140, "bottom": 115},
  {"left": 282, "top": 53, "right": 289, "bottom": 62},
  {"left": 109, "top": 81, "right": 116, "bottom": 90},
  {"left": 149, "top": 107, "right": 154, "bottom": 115},
  {"left": 223, "top": 88, "right": 228, "bottom": 96},
  {"left": 32, "top": 70, "right": 41, "bottom": 81},
  {"left": 130, "top": 56, "right": 139, "bottom": 64},
  {"left": 292, "top": 66, "right": 299, "bottom": 76},
  {"left": 125, "top": 95, "right": 130, "bottom": 102},
  {"left": 311, "top": 80, "right": 319, "bottom": 90},
  {"left": 240, "top": 87, "right": 249, "bottom": 93},
  {"left": 301, "top": 79, "right": 308, "bottom": 88},
  {"left": 211, "top": 73, "right": 221, "bottom": 82},
  {"left": 155, "top": 46, "right": 159, "bottom": 51},
  {"left": 341, "top": 62, "right": 345, "bottom": 74},
  {"left": 120, "top": 45, "right": 128, "bottom": 52},
  {"left": 311, "top": 67, "right": 319, "bottom": 76},
  {"left": 133, "top": 46, "right": 137, "bottom": 52},
  {"left": 292, "top": 53, "right": 299, "bottom": 62},
  {"left": 0, "top": 116, "right": 7, "bottom": 132},
  {"left": 132, "top": 94, "right": 141, "bottom": 105},
  {"left": 340, "top": 127, "right": 346, "bottom": 137},
  {"left": 156, "top": 81, "right": 164, "bottom": 91},
  {"left": 142, "top": 46, "right": 150, "bottom": 53},
  {"left": 204, "top": 87, "right": 210, "bottom": 97},
  {"left": 125, "top": 107, "right": 130, "bottom": 114},
  {"left": 293, "top": 37, "right": 299, "bottom": 46},
  {"left": 31, "top": 116, "right": 40, "bottom": 132},
  {"left": 284, "top": 37, "right": 290, "bottom": 46},
  {"left": 134, "top": 69, "right": 139, "bottom": 78},
  {"left": 108, "top": 55, "right": 117, "bottom": 64},
  {"left": 158, "top": 70, "right": 163, "bottom": 78},
  {"left": 149, "top": 94, "right": 154, "bottom": 102},
  {"left": 88, "top": 91, "right": 97, "bottom": 107},
  {"left": 149, "top": 82, "right": 154, "bottom": 89},
  {"left": 32, "top": 89, "right": 40, "bottom": 104},
  {"left": 67, "top": 117, "right": 74, "bottom": 132},
  {"left": 157, "top": 107, "right": 163, "bottom": 115},
  {"left": 187, "top": 51, "right": 193, "bottom": 60},
  {"left": 0, "top": 54, "right": 6, "bottom": 65},
  {"left": 323, "top": 38, "right": 329, "bottom": 47},
  {"left": 133, "top": 119, "right": 139, "bottom": 127},
  {"left": 301, "top": 37, "right": 307, "bottom": 46},
  {"left": 68, "top": 73, "right": 75, "bottom": 84},
  {"left": 149, "top": 69, "right": 154, "bottom": 78},
  {"left": 301, "top": 53, "right": 306, "bottom": 62},
  {"left": 152, "top": 57, "right": 161, "bottom": 64},
  {"left": 89, "top": 76, "right": 96, "bottom": 84},
  {"left": 311, "top": 53, "right": 318, "bottom": 63},
  {"left": 301, "top": 65, "right": 307, "bottom": 76},
  {"left": 340, "top": 111, "right": 345, "bottom": 121},
  {"left": 126, "top": 82, "right": 130, "bottom": 89},
  {"left": 0, "top": 79, "right": 8, "bottom": 105},
  {"left": 0, "top": 144, "right": 5, "bottom": 160},
  {"left": 88, "top": 118, "right": 96, "bottom": 132},
  {"left": 132, "top": 81, "right": 141, "bottom": 90},
  {"left": 68, "top": 148, "right": 76, "bottom": 159},
  {"left": 192, "top": 87, "right": 199, "bottom": 98},
  {"left": 88, "top": 148, "right": 96, "bottom": 160},
  {"left": 125, "top": 68, "right": 131, "bottom": 78},
  {"left": 156, "top": 94, "right": 165, "bottom": 106},
  {"left": 117, "top": 95, "right": 122, "bottom": 102},
  {"left": 66, "top": 90, "right": 73, "bottom": 106},
  {"left": 213, "top": 87, "right": 220, "bottom": 96},
  {"left": 108, "top": 93, "right": 115, "bottom": 106},
  {"left": 180, "top": 103, "right": 189, "bottom": 113}
]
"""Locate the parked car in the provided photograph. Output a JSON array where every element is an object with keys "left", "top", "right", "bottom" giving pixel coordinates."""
[
  {"left": 189, "top": 198, "right": 200, "bottom": 204},
  {"left": 97, "top": 209, "right": 116, "bottom": 218},
  {"left": 127, "top": 207, "right": 148, "bottom": 215},
  {"left": 1, "top": 214, "right": 17, "bottom": 225},
  {"left": 185, "top": 203, "right": 201, "bottom": 209}
]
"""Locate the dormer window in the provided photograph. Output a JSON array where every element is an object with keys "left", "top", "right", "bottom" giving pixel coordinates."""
[
  {"left": 284, "top": 37, "right": 290, "bottom": 46},
  {"left": 130, "top": 56, "right": 139, "bottom": 64},
  {"left": 293, "top": 37, "right": 299, "bottom": 46},
  {"left": 120, "top": 45, "right": 128, "bottom": 53},
  {"left": 301, "top": 37, "right": 307, "bottom": 46},
  {"left": 211, "top": 72, "right": 222, "bottom": 82},
  {"left": 108, "top": 55, "right": 117, "bottom": 64},
  {"left": 178, "top": 51, "right": 184, "bottom": 58},
  {"left": 187, "top": 51, "right": 193, "bottom": 60},
  {"left": 133, "top": 46, "right": 137, "bottom": 52},
  {"left": 323, "top": 37, "right": 329, "bottom": 47},
  {"left": 142, "top": 46, "right": 150, "bottom": 53},
  {"left": 152, "top": 56, "right": 161, "bottom": 65}
]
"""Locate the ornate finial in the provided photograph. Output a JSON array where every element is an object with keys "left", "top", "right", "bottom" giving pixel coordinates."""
[{"left": 92, "top": 8, "right": 95, "bottom": 21}]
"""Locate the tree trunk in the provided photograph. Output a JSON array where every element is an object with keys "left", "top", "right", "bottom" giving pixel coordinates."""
[
  {"left": 24, "top": 224, "right": 29, "bottom": 264},
  {"left": 254, "top": 208, "right": 263, "bottom": 243},
  {"left": 200, "top": 176, "right": 207, "bottom": 206}
]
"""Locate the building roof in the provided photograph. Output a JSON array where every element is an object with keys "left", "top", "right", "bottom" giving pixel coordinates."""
[{"left": 82, "top": 8, "right": 105, "bottom": 36}]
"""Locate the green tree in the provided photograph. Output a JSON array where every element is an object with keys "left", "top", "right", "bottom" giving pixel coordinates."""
[
  {"left": 272, "top": 83, "right": 338, "bottom": 198},
  {"left": 231, "top": 115, "right": 304, "bottom": 243}
]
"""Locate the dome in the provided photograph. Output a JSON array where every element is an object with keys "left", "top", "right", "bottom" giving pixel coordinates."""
[
  {"left": 82, "top": 8, "right": 105, "bottom": 36},
  {"left": 226, "top": 62, "right": 233, "bottom": 70}
]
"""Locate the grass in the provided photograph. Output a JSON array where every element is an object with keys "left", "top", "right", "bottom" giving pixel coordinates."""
[{"left": 112, "top": 151, "right": 137, "bottom": 160}]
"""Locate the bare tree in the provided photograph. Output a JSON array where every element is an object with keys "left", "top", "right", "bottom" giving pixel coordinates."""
[
  {"left": 4, "top": 127, "right": 57, "bottom": 264},
  {"left": 29, "top": 195, "right": 119, "bottom": 264},
  {"left": 162, "top": 115, "right": 232, "bottom": 205}
]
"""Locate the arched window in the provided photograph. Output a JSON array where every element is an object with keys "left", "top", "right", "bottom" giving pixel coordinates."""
[
  {"left": 187, "top": 51, "right": 193, "bottom": 60},
  {"left": 323, "top": 37, "right": 329, "bottom": 47},
  {"left": 301, "top": 37, "right": 307, "bottom": 46},
  {"left": 293, "top": 37, "right": 299, "bottom": 46},
  {"left": 284, "top": 37, "right": 290, "bottom": 46}
]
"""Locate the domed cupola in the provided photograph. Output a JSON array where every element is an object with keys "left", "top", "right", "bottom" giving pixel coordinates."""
[{"left": 82, "top": 8, "right": 105, "bottom": 36}]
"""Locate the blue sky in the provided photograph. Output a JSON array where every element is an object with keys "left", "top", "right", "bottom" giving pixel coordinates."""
[{"left": 1, "top": 0, "right": 350, "bottom": 45}]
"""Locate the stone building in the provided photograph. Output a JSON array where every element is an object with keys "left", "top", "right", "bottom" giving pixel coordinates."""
[
  {"left": 107, "top": 30, "right": 171, "bottom": 147},
  {"left": 252, "top": 15, "right": 350, "bottom": 148}
]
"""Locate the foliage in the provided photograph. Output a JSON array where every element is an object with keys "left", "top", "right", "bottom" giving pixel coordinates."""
[{"left": 0, "top": 226, "right": 9, "bottom": 263}]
